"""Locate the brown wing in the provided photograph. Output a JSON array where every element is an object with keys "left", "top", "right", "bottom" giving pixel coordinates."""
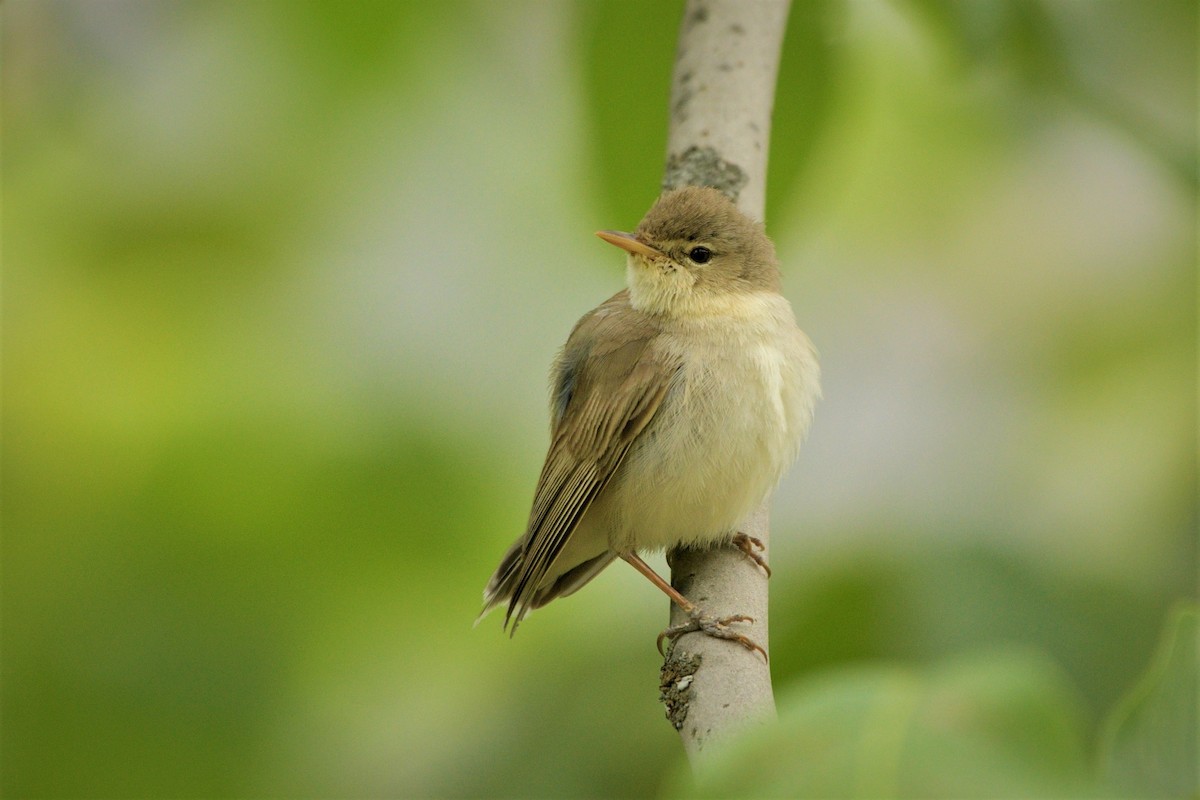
[{"left": 498, "top": 291, "right": 678, "bottom": 631}]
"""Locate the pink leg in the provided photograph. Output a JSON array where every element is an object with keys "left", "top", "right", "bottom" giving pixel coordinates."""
[{"left": 619, "top": 552, "right": 767, "bottom": 661}]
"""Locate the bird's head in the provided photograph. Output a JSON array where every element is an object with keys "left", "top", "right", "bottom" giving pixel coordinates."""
[{"left": 597, "top": 186, "right": 780, "bottom": 317}]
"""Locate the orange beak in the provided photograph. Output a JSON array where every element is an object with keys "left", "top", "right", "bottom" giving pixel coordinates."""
[{"left": 595, "top": 230, "right": 664, "bottom": 259}]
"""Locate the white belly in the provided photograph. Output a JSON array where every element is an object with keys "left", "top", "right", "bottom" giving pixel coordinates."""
[{"left": 600, "top": 299, "right": 819, "bottom": 552}]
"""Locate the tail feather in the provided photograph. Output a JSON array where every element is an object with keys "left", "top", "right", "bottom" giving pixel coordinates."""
[
  {"left": 476, "top": 542, "right": 617, "bottom": 633},
  {"left": 475, "top": 538, "right": 525, "bottom": 627}
]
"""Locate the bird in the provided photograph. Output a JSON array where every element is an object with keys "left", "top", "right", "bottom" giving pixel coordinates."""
[{"left": 478, "top": 185, "right": 819, "bottom": 656}]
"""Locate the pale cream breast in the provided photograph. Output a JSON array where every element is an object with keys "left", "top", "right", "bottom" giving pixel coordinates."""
[{"left": 602, "top": 291, "right": 819, "bottom": 552}]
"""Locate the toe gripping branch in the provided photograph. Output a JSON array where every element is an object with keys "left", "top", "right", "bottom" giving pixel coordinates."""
[{"left": 621, "top": 550, "right": 768, "bottom": 662}]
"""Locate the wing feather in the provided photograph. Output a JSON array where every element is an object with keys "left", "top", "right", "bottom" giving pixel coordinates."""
[{"left": 497, "top": 291, "right": 678, "bottom": 630}]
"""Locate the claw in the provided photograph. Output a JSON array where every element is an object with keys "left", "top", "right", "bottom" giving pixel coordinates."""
[
  {"left": 657, "top": 607, "right": 768, "bottom": 662},
  {"left": 621, "top": 551, "right": 769, "bottom": 662},
  {"left": 732, "top": 532, "right": 772, "bottom": 577}
]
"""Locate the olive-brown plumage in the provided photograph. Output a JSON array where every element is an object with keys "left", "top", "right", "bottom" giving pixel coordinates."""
[{"left": 479, "top": 186, "right": 819, "bottom": 649}]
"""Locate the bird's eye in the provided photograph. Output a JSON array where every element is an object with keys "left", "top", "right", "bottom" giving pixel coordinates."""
[{"left": 688, "top": 246, "right": 713, "bottom": 264}]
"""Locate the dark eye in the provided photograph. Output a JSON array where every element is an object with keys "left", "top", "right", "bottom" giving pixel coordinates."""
[{"left": 688, "top": 246, "right": 713, "bottom": 264}]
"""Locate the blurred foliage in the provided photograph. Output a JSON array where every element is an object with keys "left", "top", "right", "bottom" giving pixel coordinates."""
[
  {"left": 1098, "top": 603, "right": 1199, "bottom": 798},
  {"left": 3, "top": 0, "right": 1196, "bottom": 798},
  {"left": 668, "top": 648, "right": 1093, "bottom": 798},
  {"left": 668, "top": 604, "right": 1199, "bottom": 798}
]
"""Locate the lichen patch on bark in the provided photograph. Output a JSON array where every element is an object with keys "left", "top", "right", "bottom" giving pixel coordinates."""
[
  {"left": 662, "top": 145, "right": 748, "bottom": 203},
  {"left": 659, "top": 651, "right": 703, "bottom": 730}
]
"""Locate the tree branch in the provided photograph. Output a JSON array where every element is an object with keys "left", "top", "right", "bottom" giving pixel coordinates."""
[{"left": 658, "top": 0, "right": 792, "bottom": 766}]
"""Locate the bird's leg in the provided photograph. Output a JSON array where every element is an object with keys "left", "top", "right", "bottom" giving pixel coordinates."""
[
  {"left": 619, "top": 552, "right": 767, "bottom": 661},
  {"left": 731, "top": 532, "right": 771, "bottom": 577}
]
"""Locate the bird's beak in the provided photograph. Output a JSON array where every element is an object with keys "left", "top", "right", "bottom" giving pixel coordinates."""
[{"left": 596, "top": 230, "right": 664, "bottom": 259}]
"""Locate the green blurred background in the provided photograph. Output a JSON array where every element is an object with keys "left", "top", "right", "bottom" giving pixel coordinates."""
[{"left": 3, "top": 1, "right": 1196, "bottom": 797}]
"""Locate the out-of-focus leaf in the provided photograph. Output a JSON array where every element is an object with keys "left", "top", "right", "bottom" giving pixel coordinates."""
[
  {"left": 1098, "top": 602, "right": 1199, "bottom": 798},
  {"left": 771, "top": 542, "right": 1168, "bottom": 720},
  {"left": 663, "top": 648, "right": 1092, "bottom": 799}
]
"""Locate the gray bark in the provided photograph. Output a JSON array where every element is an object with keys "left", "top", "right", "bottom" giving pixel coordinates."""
[{"left": 657, "top": 0, "right": 791, "bottom": 767}]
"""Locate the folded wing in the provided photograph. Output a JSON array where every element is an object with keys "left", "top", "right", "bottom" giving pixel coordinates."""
[{"left": 480, "top": 291, "right": 679, "bottom": 631}]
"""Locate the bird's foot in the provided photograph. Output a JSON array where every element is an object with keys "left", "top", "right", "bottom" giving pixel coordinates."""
[
  {"left": 657, "top": 606, "right": 767, "bottom": 662},
  {"left": 731, "top": 532, "right": 771, "bottom": 577}
]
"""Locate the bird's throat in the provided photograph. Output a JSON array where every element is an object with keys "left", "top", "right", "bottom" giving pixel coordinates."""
[{"left": 625, "top": 257, "right": 695, "bottom": 316}]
